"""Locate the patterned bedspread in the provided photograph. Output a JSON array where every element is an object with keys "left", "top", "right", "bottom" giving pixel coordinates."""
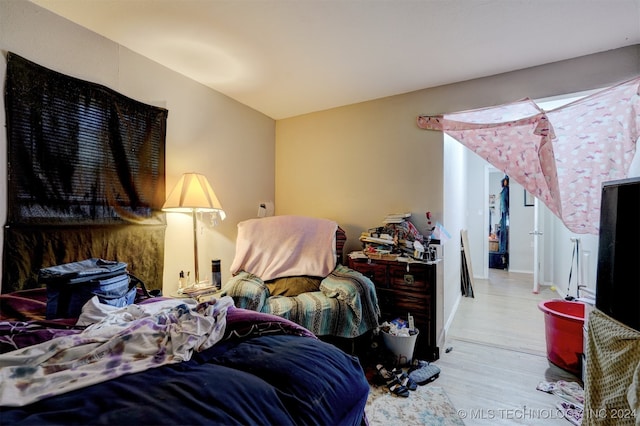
[{"left": 226, "top": 264, "right": 380, "bottom": 338}]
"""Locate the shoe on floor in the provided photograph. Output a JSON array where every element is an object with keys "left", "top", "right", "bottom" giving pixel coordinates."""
[
  {"left": 376, "top": 364, "right": 410, "bottom": 397},
  {"left": 392, "top": 368, "right": 417, "bottom": 391},
  {"left": 408, "top": 360, "right": 440, "bottom": 385}
]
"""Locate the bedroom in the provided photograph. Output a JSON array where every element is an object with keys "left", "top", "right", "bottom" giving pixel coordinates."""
[
  {"left": 0, "top": 2, "right": 639, "bottom": 419},
  {"left": 3, "top": 0, "right": 640, "bottom": 347}
]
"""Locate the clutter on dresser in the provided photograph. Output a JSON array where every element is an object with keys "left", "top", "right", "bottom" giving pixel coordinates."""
[{"left": 356, "top": 211, "right": 440, "bottom": 263}]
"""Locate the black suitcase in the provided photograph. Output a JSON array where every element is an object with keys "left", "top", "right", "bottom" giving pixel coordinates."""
[{"left": 39, "top": 258, "right": 136, "bottom": 319}]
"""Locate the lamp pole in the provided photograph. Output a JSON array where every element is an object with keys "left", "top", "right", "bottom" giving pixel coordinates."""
[{"left": 192, "top": 209, "right": 200, "bottom": 284}]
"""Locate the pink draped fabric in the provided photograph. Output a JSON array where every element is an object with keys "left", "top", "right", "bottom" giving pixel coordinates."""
[{"left": 417, "top": 77, "right": 640, "bottom": 234}]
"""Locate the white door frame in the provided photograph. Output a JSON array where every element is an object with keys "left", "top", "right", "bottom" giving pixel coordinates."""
[
  {"left": 532, "top": 197, "right": 542, "bottom": 293},
  {"left": 481, "top": 164, "right": 490, "bottom": 279}
]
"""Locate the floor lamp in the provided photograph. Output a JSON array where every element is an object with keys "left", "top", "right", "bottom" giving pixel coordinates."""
[{"left": 162, "top": 173, "right": 225, "bottom": 285}]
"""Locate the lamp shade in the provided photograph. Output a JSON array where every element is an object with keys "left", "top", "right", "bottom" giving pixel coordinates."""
[{"left": 162, "top": 173, "right": 224, "bottom": 215}]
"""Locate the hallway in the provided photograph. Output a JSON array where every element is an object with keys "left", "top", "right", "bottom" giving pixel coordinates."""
[
  {"left": 448, "top": 269, "right": 556, "bottom": 355},
  {"left": 435, "top": 269, "right": 581, "bottom": 425}
]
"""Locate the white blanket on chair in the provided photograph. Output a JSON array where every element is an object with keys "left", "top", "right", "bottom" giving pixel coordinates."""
[{"left": 230, "top": 215, "right": 338, "bottom": 281}]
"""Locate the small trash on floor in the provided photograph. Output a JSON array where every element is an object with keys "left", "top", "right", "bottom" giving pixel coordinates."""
[
  {"left": 556, "top": 401, "right": 583, "bottom": 426},
  {"left": 536, "top": 380, "right": 584, "bottom": 407},
  {"left": 537, "top": 380, "right": 584, "bottom": 425}
]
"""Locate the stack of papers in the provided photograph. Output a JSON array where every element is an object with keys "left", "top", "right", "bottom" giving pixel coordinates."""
[
  {"left": 182, "top": 284, "right": 218, "bottom": 299},
  {"left": 382, "top": 212, "right": 411, "bottom": 224}
]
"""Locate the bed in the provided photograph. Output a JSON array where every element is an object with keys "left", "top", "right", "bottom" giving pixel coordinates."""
[{"left": 0, "top": 288, "right": 370, "bottom": 425}]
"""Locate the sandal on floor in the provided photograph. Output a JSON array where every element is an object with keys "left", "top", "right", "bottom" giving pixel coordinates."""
[
  {"left": 392, "top": 368, "right": 417, "bottom": 391},
  {"left": 387, "top": 376, "right": 410, "bottom": 398},
  {"left": 376, "top": 364, "right": 410, "bottom": 397}
]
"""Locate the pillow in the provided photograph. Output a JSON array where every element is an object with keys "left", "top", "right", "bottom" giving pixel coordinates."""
[{"left": 265, "top": 276, "right": 322, "bottom": 297}]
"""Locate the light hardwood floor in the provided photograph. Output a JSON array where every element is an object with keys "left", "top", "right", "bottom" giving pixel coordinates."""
[{"left": 435, "top": 269, "right": 582, "bottom": 425}]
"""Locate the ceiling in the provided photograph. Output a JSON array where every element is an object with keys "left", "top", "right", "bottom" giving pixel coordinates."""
[{"left": 31, "top": 0, "right": 640, "bottom": 120}]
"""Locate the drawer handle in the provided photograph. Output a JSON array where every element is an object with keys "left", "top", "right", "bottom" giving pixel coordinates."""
[{"left": 404, "top": 274, "right": 414, "bottom": 285}]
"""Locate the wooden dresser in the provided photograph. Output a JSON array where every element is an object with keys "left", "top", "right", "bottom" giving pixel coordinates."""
[{"left": 348, "top": 256, "right": 440, "bottom": 361}]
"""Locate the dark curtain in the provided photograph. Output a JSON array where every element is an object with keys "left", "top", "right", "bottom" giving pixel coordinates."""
[{"left": 3, "top": 52, "right": 167, "bottom": 292}]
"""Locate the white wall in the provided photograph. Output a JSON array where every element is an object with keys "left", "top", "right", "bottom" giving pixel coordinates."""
[
  {"left": 508, "top": 179, "right": 535, "bottom": 273},
  {"left": 464, "top": 149, "right": 489, "bottom": 279},
  {"left": 441, "top": 135, "right": 467, "bottom": 344},
  {"left": 549, "top": 219, "right": 599, "bottom": 297},
  {"left": 0, "top": 1, "right": 276, "bottom": 294}
]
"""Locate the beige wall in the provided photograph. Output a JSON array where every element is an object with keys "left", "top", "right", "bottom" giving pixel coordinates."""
[
  {"left": 276, "top": 97, "right": 444, "bottom": 254},
  {"left": 0, "top": 1, "right": 276, "bottom": 294}
]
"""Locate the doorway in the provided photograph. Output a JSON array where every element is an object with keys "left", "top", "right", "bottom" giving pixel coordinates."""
[
  {"left": 444, "top": 134, "right": 536, "bottom": 282},
  {"left": 488, "top": 172, "right": 509, "bottom": 270},
  {"left": 481, "top": 164, "right": 536, "bottom": 277}
]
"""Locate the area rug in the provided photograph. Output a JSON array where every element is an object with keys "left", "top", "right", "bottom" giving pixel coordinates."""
[{"left": 366, "top": 383, "right": 465, "bottom": 425}]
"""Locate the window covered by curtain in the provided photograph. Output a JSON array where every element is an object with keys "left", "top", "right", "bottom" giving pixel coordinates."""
[
  {"left": 417, "top": 77, "right": 640, "bottom": 234},
  {"left": 3, "top": 52, "right": 168, "bottom": 292}
]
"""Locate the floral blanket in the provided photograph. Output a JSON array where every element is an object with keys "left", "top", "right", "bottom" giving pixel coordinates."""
[{"left": 0, "top": 296, "right": 233, "bottom": 407}]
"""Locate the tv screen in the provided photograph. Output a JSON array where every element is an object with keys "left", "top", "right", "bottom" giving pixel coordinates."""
[{"left": 595, "top": 176, "right": 640, "bottom": 331}]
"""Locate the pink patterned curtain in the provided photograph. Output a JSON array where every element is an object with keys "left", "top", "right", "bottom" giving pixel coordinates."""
[{"left": 417, "top": 77, "right": 640, "bottom": 234}]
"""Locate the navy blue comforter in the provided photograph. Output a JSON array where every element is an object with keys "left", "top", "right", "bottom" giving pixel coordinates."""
[{"left": 0, "top": 297, "right": 369, "bottom": 426}]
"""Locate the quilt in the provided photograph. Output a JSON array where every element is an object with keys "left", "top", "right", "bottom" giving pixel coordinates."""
[{"left": 227, "top": 264, "right": 380, "bottom": 338}]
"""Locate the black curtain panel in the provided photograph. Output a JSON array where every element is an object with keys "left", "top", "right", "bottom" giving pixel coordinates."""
[{"left": 3, "top": 52, "right": 168, "bottom": 292}]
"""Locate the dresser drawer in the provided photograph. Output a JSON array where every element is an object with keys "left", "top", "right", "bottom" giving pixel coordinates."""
[
  {"left": 375, "top": 288, "right": 396, "bottom": 320},
  {"left": 394, "top": 292, "right": 431, "bottom": 319},
  {"left": 349, "top": 260, "right": 387, "bottom": 285},
  {"left": 348, "top": 255, "right": 439, "bottom": 360},
  {"left": 376, "top": 288, "right": 431, "bottom": 319},
  {"left": 388, "top": 263, "right": 432, "bottom": 292}
]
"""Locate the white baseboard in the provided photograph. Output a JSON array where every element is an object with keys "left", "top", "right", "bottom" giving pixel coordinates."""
[
  {"left": 440, "top": 293, "right": 461, "bottom": 348},
  {"left": 508, "top": 268, "right": 533, "bottom": 274}
]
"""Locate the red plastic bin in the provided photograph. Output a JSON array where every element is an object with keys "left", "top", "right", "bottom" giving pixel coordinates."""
[{"left": 538, "top": 299, "right": 585, "bottom": 375}]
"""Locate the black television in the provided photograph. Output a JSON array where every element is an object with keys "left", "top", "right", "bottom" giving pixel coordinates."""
[{"left": 595, "top": 176, "right": 640, "bottom": 331}]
